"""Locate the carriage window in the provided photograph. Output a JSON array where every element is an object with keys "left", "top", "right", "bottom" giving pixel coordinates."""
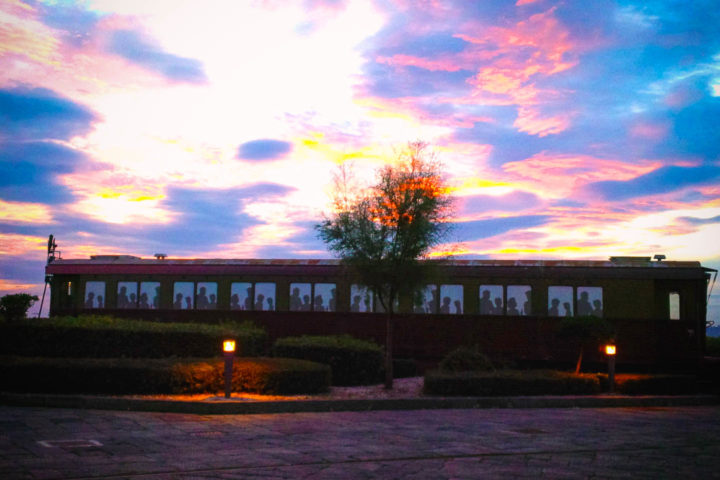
[
  {"left": 67, "top": 281, "right": 73, "bottom": 295},
  {"left": 313, "top": 283, "right": 336, "bottom": 312},
  {"left": 173, "top": 282, "right": 194, "bottom": 310},
  {"left": 140, "top": 282, "right": 160, "bottom": 309},
  {"left": 84, "top": 281, "right": 105, "bottom": 309},
  {"left": 117, "top": 281, "right": 138, "bottom": 308},
  {"left": 415, "top": 285, "right": 438, "bottom": 313},
  {"left": 440, "top": 285, "right": 463, "bottom": 314},
  {"left": 669, "top": 292, "right": 680, "bottom": 320},
  {"left": 231, "top": 282, "right": 252, "bottom": 310},
  {"left": 196, "top": 282, "right": 217, "bottom": 310},
  {"left": 255, "top": 283, "right": 276, "bottom": 311},
  {"left": 577, "top": 287, "right": 603, "bottom": 317},
  {"left": 548, "top": 286, "right": 573, "bottom": 317},
  {"left": 290, "top": 283, "right": 312, "bottom": 311},
  {"left": 479, "top": 285, "right": 503, "bottom": 315},
  {"left": 507, "top": 285, "right": 531, "bottom": 316},
  {"left": 350, "top": 285, "right": 374, "bottom": 312}
]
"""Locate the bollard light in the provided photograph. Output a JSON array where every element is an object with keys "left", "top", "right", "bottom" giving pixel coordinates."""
[
  {"left": 605, "top": 343, "right": 616, "bottom": 393},
  {"left": 223, "top": 339, "right": 236, "bottom": 354},
  {"left": 223, "top": 339, "right": 236, "bottom": 399}
]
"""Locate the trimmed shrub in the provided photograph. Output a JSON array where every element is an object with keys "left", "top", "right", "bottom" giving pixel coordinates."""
[
  {"left": 424, "top": 370, "right": 601, "bottom": 396},
  {"left": 273, "top": 335, "right": 383, "bottom": 386},
  {"left": 0, "top": 356, "right": 330, "bottom": 395},
  {"left": 0, "top": 316, "right": 267, "bottom": 358},
  {"left": 614, "top": 374, "right": 697, "bottom": 395},
  {"left": 438, "top": 346, "right": 494, "bottom": 372},
  {"left": 393, "top": 358, "right": 418, "bottom": 378},
  {"left": 707, "top": 336, "right": 720, "bottom": 357}
]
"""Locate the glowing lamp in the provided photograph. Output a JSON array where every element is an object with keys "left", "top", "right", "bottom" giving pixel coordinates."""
[
  {"left": 223, "top": 340, "right": 236, "bottom": 353},
  {"left": 605, "top": 344, "right": 616, "bottom": 356},
  {"left": 605, "top": 343, "right": 616, "bottom": 393}
]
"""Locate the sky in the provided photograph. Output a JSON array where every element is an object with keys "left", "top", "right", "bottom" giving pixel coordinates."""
[{"left": 1, "top": 0, "right": 719, "bottom": 321}]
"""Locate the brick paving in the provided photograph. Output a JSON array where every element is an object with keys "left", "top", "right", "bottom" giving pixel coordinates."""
[{"left": 1, "top": 405, "right": 719, "bottom": 479}]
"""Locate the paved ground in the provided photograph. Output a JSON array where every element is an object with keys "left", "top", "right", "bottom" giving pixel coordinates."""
[{"left": 2, "top": 405, "right": 719, "bottom": 479}]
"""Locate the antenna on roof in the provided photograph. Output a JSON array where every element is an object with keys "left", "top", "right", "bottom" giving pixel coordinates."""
[
  {"left": 654, "top": 254, "right": 666, "bottom": 262},
  {"left": 39, "top": 234, "right": 58, "bottom": 318},
  {"left": 154, "top": 253, "right": 167, "bottom": 260}
]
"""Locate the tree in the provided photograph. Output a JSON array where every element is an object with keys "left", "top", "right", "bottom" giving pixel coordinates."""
[
  {"left": 0, "top": 293, "right": 39, "bottom": 322},
  {"left": 316, "top": 141, "right": 453, "bottom": 388},
  {"left": 557, "top": 316, "right": 615, "bottom": 373}
]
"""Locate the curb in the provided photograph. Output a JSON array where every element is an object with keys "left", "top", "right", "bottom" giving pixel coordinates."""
[{"left": 1, "top": 392, "right": 718, "bottom": 415}]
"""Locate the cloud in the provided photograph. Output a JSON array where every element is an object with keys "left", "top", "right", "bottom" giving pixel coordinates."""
[
  {"left": 586, "top": 165, "right": 720, "bottom": 201},
  {"left": 0, "top": 142, "right": 91, "bottom": 204},
  {"left": 107, "top": 30, "right": 208, "bottom": 84},
  {"left": 455, "top": 215, "right": 551, "bottom": 240},
  {"left": 0, "top": 87, "right": 97, "bottom": 142},
  {"left": 676, "top": 215, "right": 720, "bottom": 226},
  {"left": 459, "top": 191, "right": 542, "bottom": 215},
  {"left": 38, "top": 2, "right": 103, "bottom": 47},
  {"left": 237, "top": 139, "right": 293, "bottom": 161}
]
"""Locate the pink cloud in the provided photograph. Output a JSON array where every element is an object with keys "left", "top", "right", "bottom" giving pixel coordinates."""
[
  {"left": 501, "top": 151, "right": 661, "bottom": 196},
  {"left": 513, "top": 106, "right": 573, "bottom": 136},
  {"left": 629, "top": 121, "right": 669, "bottom": 140}
]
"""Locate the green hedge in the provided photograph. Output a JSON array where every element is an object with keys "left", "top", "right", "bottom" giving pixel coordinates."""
[
  {"left": 0, "top": 356, "right": 330, "bottom": 395},
  {"left": 273, "top": 335, "right": 383, "bottom": 386},
  {"left": 438, "top": 346, "right": 494, "bottom": 372},
  {"left": 424, "top": 370, "right": 602, "bottom": 396},
  {"left": 0, "top": 316, "right": 267, "bottom": 358}
]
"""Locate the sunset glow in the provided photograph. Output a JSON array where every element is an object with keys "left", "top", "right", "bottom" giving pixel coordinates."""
[{"left": 0, "top": 0, "right": 718, "bottom": 321}]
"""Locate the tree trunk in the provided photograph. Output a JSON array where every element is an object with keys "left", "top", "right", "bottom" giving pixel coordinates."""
[
  {"left": 384, "top": 312, "right": 393, "bottom": 389},
  {"left": 575, "top": 346, "right": 584, "bottom": 374}
]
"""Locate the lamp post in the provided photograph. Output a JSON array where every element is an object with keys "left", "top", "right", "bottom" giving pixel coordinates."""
[
  {"left": 223, "top": 339, "right": 236, "bottom": 399},
  {"left": 605, "top": 343, "right": 616, "bottom": 393}
]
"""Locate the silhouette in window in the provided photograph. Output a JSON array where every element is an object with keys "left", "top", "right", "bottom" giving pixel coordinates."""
[
  {"left": 302, "top": 295, "right": 311, "bottom": 311},
  {"left": 523, "top": 290, "right": 532, "bottom": 316},
  {"left": 563, "top": 302, "right": 572, "bottom": 317},
  {"left": 153, "top": 287, "right": 160, "bottom": 309},
  {"left": 174, "top": 293, "right": 184, "bottom": 309},
  {"left": 185, "top": 296, "right": 192, "bottom": 310},
  {"left": 97, "top": 295, "right": 103, "bottom": 308},
  {"left": 329, "top": 288, "right": 336, "bottom": 311},
  {"left": 290, "top": 288, "right": 301, "bottom": 311},
  {"left": 549, "top": 298, "right": 560, "bottom": 316},
  {"left": 118, "top": 286, "right": 129, "bottom": 309},
  {"left": 577, "top": 291, "right": 592, "bottom": 316},
  {"left": 507, "top": 297, "right": 519, "bottom": 316},
  {"left": 492, "top": 297, "right": 503, "bottom": 315},
  {"left": 440, "top": 296, "right": 451, "bottom": 314},
  {"left": 480, "top": 290, "right": 493, "bottom": 315},
  {"left": 267, "top": 297, "right": 274, "bottom": 311},
  {"left": 230, "top": 293, "right": 240, "bottom": 310},
  {"left": 363, "top": 294, "right": 371, "bottom": 312},
  {"left": 454, "top": 299, "right": 462, "bottom": 314},
  {"left": 209, "top": 294, "right": 217, "bottom": 309},
  {"left": 314, "top": 295, "right": 324, "bottom": 311},
  {"left": 129, "top": 293, "right": 137, "bottom": 308},
  {"left": 351, "top": 295, "right": 361, "bottom": 312},
  {"left": 85, "top": 292, "right": 95, "bottom": 308},
  {"left": 593, "top": 299, "right": 603, "bottom": 317},
  {"left": 255, "top": 294, "right": 265, "bottom": 311},
  {"left": 196, "top": 287, "right": 209, "bottom": 310},
  {"left": 139, "top": 293, "right": 149, "bottom": 309},
  {"left": 244, "top": 287, "right": 253, "bottom": 310}
]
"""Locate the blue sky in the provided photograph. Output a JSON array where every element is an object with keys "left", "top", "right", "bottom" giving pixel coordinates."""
[{"left": 0, "top": 0, "right": 718, "bottom": 321}]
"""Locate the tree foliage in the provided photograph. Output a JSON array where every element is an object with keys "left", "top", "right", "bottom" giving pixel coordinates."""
[
  {"left": 316, "top": 141, "right": 453, "bottom": 314},
  {"left": 0, "top": 293, "right": 39, "bottom": 322}
]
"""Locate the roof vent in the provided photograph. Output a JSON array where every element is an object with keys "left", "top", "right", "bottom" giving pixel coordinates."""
[
  {"left": 609, "top": 256, "right": 651, "bottom": 264},
  {"left": 654, "top": 254, "right": 666, "bottom": 262},
  {"left": 154, "top": 253, "right": 167, "bottom": 260}
]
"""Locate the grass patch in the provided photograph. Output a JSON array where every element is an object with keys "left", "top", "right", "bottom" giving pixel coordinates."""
[
  {"left": 0, "top": 315, "right": 267, "bottom": 358},
  {"left": 0, "top": 356, "right": 330, "bottom": 395}
]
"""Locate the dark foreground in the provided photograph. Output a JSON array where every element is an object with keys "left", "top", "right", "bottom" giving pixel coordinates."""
[{"left": 2, "top": 405, "right": 719, "bottom": 479}]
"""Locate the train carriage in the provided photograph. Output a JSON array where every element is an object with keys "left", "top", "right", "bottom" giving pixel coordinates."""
[{"left": 45, "top": 252, "right": 716, "bottom": 370}]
